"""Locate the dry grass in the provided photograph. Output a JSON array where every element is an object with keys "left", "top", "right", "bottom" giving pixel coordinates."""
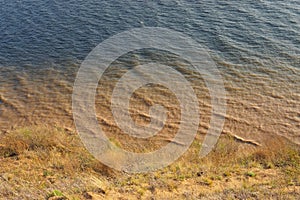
[{"left": 0, "top": 126, "right": 299, "bottom": 199}]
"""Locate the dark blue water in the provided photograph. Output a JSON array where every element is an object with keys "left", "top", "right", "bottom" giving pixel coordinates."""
[
  {"left": 1, "top": 0, "right": 299, "bottom": 67},
  {"left": 0, "top": 0, "right": 299, "bottom": 144}
]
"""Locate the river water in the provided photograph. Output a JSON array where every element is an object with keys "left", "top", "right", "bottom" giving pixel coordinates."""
[{"left": 0, "top": 0, "right": 299, "bottom": 146}]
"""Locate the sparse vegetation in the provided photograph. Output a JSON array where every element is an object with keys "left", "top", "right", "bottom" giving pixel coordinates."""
[{"left": 0, "top": 126, "right": 299, "bottom": 199}]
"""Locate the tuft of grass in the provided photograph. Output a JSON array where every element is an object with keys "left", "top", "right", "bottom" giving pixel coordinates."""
[
  {"left": 246, "top": 171, "right": 256, "bottom": 177},
  {"left": 47, "top": 189, "right": 65, "bottom": 198}
]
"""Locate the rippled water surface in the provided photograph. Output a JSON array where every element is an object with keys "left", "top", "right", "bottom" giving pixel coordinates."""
[{"left": 0, "top": 0, "right": 299, "bottom": 145}]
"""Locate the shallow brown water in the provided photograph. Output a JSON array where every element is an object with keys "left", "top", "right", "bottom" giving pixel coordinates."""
[{"left": 1, "top": 54, "right": 299, "bottom": 150}]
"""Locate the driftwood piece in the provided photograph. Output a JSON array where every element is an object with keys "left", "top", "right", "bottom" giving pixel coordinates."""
[{"left": 225, "top": 132, "right": 261, "bottom": 146}]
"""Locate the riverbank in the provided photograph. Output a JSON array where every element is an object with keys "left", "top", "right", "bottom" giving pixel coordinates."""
[{"left": 0, "top": 126, "right": 299, "bottom": 199}]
